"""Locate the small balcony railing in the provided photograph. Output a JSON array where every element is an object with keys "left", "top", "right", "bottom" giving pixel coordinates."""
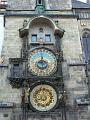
[{"left": 9, "top": 67, "right": 25, "bottom": 79}]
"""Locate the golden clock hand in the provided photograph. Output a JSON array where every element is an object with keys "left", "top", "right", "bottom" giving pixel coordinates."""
[{"left": 40, "top": 51, "right": 43, "bottom": 60}]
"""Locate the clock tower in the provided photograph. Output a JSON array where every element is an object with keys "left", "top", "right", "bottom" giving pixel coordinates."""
[
  {"left": 0, "top": 0, "right": 90, "bottom": 120},
  {"left": 19, "top": 15, "right": 65, "bottom": 114}
]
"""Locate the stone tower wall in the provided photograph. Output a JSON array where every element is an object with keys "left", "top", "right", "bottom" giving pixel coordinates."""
[
  {"left": 7, "top": 0, "right": 72, "bottom": 10},
  {"left": 1, "top": 16, "right": 88, "bottom": 106}
]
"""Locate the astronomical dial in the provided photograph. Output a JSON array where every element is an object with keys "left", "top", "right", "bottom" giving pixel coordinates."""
[
  {"left": 29, "top": 84, "right": 58, "bottom": 111},
  {"left": 28, "top": 48, "right": 57, "bottom": 76}
]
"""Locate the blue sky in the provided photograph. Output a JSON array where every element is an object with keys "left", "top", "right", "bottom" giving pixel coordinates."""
[{"left": 80, "top": 0, "right": 86, "bottom": 2}]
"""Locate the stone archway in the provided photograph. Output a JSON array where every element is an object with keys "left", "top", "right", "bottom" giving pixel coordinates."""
[{"left": 19, "top": 16, "right": 64, "bottom": 38}]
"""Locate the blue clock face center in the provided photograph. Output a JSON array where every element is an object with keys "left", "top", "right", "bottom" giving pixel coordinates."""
[{"left": 37, "top": 60, "right": 48, "bottom": 70}]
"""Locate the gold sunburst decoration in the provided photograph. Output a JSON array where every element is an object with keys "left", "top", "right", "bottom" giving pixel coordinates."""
[{"left": 30, "top": 84, "right": 57, "bottom": 111}]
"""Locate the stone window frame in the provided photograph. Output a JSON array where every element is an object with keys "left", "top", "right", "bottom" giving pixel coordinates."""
[
  {"left": 31, "top": 34, "right": 37, "bottom": 42},
  {"left": 45, "top": 34, "right": 51, "bottom": 42}
]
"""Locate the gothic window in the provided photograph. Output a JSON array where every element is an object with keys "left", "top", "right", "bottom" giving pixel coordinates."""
[
  {"left": 82, "top": 31, "right": 90, "bottom": 61},
  {"left": 13, "top": 64, "right": 20, "bottom": 78},
  {"left": 31, "top": 34, "right": 37, "bottom": 42},
  {"left": 45, "top": 34, "right": 51, "bottom": 42}
]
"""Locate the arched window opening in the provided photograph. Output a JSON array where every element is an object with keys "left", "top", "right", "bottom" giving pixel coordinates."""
[
  {"left": 38, "top": 0, "right": 42, "bottom": 4},
  {"left": 82, "top": 31, "right": 90, "bottom": 61},
  {"left": 82, "top": 32, "right": 90, "bottom": 38},
  {"left": 36, "top": 0, "right": 42, "bottom": 5}
]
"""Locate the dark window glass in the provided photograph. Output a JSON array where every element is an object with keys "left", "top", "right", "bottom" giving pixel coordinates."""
[
  {"left": 3, "top": 114, "right": 8, "bottom": 117},
  {"left": 45, "top": 34, "right": 51, "bottom": 42},
  {"left": 82, "top": 32, "right": 90, "bottom": 61},
  {"left": 14, "top": 64, "right": 19, "bottom": 66},
  {"left": 13, "top": 64, "right": 20, "bottom": 77},
  {"left": 38, "top": 0, "right": 41, "bottom": 4},
  {"left": 31, "top": 35, "right": 37, "bottom": 42},
  {"left": 13, "top": 64, "right": 19, "bottom": 70}
]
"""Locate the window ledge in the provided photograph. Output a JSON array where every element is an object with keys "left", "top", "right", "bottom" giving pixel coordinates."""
[{"left": 30, "top": 42, "right": 54, "bottom": 45}]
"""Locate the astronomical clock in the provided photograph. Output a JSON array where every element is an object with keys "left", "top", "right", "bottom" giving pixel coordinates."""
[
  {"left": 9, "top": 15, "right": 64, "bottom": 113},
  {"left": 27, "top": 44, "right": 64, "bottom": 112},
  {"left": 28, "top": 47, "right": 57, "bottom": 76},
  {"left": 27, "top": 47, "right": 60, "bottom": 112}
]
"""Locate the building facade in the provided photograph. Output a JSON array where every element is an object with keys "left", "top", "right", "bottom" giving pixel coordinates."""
[{"left": 0, "top": 0, "right": 90, "bottom": 120}]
